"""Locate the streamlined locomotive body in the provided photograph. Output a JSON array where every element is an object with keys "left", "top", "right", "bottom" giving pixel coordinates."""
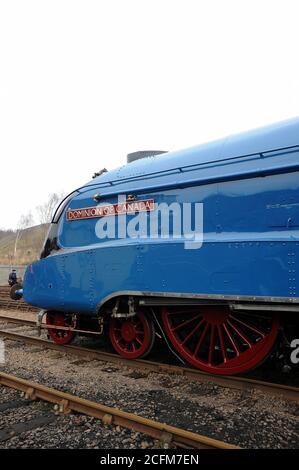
[{"left": 21, "top": 118, "right": 299, "bottom": 375}]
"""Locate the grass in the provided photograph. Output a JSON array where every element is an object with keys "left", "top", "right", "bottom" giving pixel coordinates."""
[{"left": 0, "top": 224, "right": 49, "bottom": 265}]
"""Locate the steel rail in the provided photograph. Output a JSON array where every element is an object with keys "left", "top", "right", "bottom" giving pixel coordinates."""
[
  {"left": 0, "top": 315, "right": 36, "bottom": 327},
  {"left": 0, "top": 315, "right": 103, "bottom": 336},
  {"left": 0, "top": 327, "right": 298, "bottom": 403},
  {"left": 0, "top": 371, "right": 239, "bottom": 449}
]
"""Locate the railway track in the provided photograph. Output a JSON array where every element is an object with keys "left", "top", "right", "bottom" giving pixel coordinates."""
[
  {"left": 0, "top": 389, "right": 57, "bottom": 444},
  {"left": 0, "top": 371, "right": 239, "bottom": 449},
  {"left": 0, "top": 286, "right": 10, "bottom": 296},
  {"left": 0, "top": 314, "right": 298, "bottom": 403},
  {"left": 0, "top": 298, "right": 38, "bottom": 313},
  {"left": 0, "top": 287, "right": 38, "bottom": 313}
]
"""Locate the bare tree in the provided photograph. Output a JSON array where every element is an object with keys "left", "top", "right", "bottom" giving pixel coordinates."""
[
  {"left": 14, "top": 211, "right": 35, "bottom": 259},
  {"left": 36, "top": 193, "right": 65, "bottom": 224},
  {"left": 18, "top": 212, "right": 35, "bottom": 230}
]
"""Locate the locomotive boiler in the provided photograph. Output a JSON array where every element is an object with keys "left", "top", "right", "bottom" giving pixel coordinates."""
[{"left": 18, "top": 118, "right": 299, "bottom": 375}]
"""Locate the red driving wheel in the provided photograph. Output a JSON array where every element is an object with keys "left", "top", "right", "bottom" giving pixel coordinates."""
[
  {"left": 46, "top": 311, "right": 75, "bottom": 345},
  {"left": 162, "top": 306, "right": 279, "bottom": 375},
  {"left": 109, "top": 312, "right": 155, "bottom": 359}
]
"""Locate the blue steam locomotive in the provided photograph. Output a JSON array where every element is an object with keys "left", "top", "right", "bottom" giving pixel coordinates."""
[{"left": 19, "top": 118, "right": 299, "bottom": 375}]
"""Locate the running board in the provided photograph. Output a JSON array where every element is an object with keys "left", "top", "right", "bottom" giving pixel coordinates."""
[
  {"left": 139, "top": 297, "right": 299, "bottom": 313},
  {"left": 139, "top": 298, "right": 227, "bottom": 307},
  {"left": 231, "top": 303, "right": 299, "bottom": 313}
]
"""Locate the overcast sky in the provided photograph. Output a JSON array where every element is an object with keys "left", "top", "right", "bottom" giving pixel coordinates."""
[{"left": 1, "top": 0, "right": 299, "bottom": 229}]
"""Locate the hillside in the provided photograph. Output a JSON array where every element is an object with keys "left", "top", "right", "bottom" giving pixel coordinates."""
[
  {"left": 0, "top": 229, "right": 14, "bottom": 240},
  {"left": 0, "top": 224, "right": 49, "bottom": 265}
]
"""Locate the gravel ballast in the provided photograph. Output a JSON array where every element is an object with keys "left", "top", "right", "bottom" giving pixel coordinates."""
[{"left": 0, "top": 320, "right": 298, "bottom": 449}]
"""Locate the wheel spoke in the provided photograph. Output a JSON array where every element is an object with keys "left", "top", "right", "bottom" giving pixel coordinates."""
[
  {"left": 230, "top": 315, "right": 265, "bottom": 338},
  {"left": 227, "top": 319, "right": 253, "bottom": 347},
  {"left": 222, "top": 323, "right": 240, "bottom": 356},
  {"left": 181, "top": 319, "right": 205, "bottom": 345},
  {"left": 217, "top": 325, "right": 227, "bottom": 363},
  {"left": 208, "top": 325, "right": 215, "bottom": 365},
  {"left": 172, "top": 314, "right": 203, "bottom": 332},
  {"left": 193, "top": 322, "right": 209, "bottom": 356}
]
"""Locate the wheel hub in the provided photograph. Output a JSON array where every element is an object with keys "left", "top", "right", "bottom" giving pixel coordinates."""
[
  {"left": 121, "top": 321, "right": 137, "bottom": 342},
  {"left": 109, "top": 312, "right": 155, "bottom": 359},
  {"left": 202, "top": 308, "right": 229, "bottom": 325}
]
